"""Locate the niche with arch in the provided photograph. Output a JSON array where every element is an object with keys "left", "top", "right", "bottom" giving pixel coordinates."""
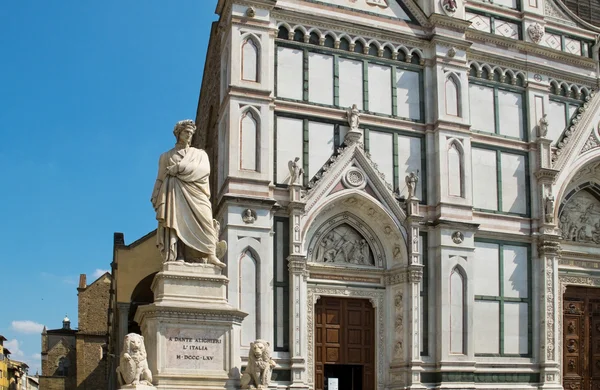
[
  {"left": 447, "top": 139, "right": 464, "bottom": 198},
  {"left": 241, "top": 36, "right": 260, "bottom": 82},
  {"left": 240, "top": 109, "right": 259, "bottom": 171},
  {"left": 239, "top": 248, "right": 259, "bottom": 346},
  {"left": 445, "top": 74, "right": 461, "bottom": 117},
  {"left": 450, "top": 265, "right": 465, "bottom": 354}
]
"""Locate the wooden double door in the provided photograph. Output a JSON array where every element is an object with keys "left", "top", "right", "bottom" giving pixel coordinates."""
[
  {"left": 315, "top": 297, "right": 375, "bottom": 390},
  {"left": 563, "top": 286, "right": 600, "bottom": 390}
]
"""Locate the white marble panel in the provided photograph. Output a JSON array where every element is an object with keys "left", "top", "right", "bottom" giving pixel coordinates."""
[
  {"left": 369, "top": 131, "right": 394, "bottom": 184},
  {"left": 368, "top": 64, "right": 392, "bottom": 115},
  {"left": 473, "top": 301, "right": 500, "bottom": 354},
  {"left": 242, "top": 39, "right": 258, "bottom": 82},
  {"left": 450, "top": 270, "right": 464, "bottom": 354},
  {"left": 397, "top": 135, "right": 422, "bottom": 198},
  {"left": 469, "top": 84, "right": 494, "bottom": 132},
  {"left": 309, "top": 53, "right": 334, "bottom": 105},
  {"left": 472, "top": 148, "right": 498, "bottom": 210},
  {"left": 240, "top": 112, "right": 257, "bottom": 170},
  {"left": 504, "top": 302, "right": 528, "bottom": 354},
  {"left": 308, "top": 122, "right": 335, "bottom": 178},
  {"left": 474, "top": 242, "right": 499, "bottom": 296},
  {"left": 445, "top": 78, "right": 459, "bottom": 116},
  {"left": 547, "top": 100, "right": 566, "bottom": 143},
  {"left": 396, "top": 70, "right": 420, "bottom": 120},
  {"left": 490, "top": 0, "right": 517, "bottom": 8},
  {"left": 497, "top": 90, "right": 524, "bottom": 139},
  {"left": 277, "top": 47, "right": 303, "bottom": 100},
  {"left": 240, "top": 251, "right": 257, "bottom": 346},
  {"left": 502, "top": 245, "right": 528, "bottom": 298},
  {"left": 568, "top": 104, "right": 578, "bottom": 121},
  {"left": 339, "top": 58, "right": 363, "bottom": 109},
  {"left": 276, "top": 117, "right": 303, "bottom": 184},
  {"left": 500, "top": 153, "right": 527, "bottom": 214}
]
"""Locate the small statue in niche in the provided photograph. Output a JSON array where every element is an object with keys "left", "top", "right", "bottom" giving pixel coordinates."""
[
  {"left": 288, "top": 157, "right": 304, "bottom": 185},
  {"left": 538, "top": 114, "right": 549, "bottom": 138},
  {"left": 242, "top": 209, "right": 256, "bottom": 224},
  {"left": 544, "top": 192, "right": 555, "bottom": 224},
  {"left": 405, "top": 171, "right": 419, "bottom": 199}
]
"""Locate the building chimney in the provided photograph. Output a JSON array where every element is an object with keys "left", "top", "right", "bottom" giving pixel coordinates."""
[{"left": 79, "top": 274, "right": 87, "bottom": 289}]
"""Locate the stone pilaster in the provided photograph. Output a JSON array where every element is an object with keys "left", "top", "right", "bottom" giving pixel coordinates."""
[
  {"left": 538, "top": 238, "right": 563, "bottom": 389},
  {"left": 116, "top": 303, "right": 130, "bottom": 360},
  {"left": 288, "top": 255, "right": 309, "bottom": 388},
  {"left": 406, "top": 197, "right": 425, "bottom": 389},
  {"left": 287, "top": 183, "right": 309, "bottom": 389}
]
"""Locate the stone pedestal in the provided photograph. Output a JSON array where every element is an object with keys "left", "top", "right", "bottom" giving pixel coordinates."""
[
  {"left": 120, "top": 385, "right": 155, "bottom": 390},
  {"left": 135, "top": 262, "right": 247, "bottom": 390}
]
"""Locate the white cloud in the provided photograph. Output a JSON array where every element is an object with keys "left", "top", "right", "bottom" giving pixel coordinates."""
[
  {"left": 92, "top": 269, "right": 109, "bottom": 279},
  {"left": 11, "top": 320, "right": 45, "bottom": 334},
  {"left": 4, "top": 339, "right": 24, "bottom": 357},
  {"left": 4, "top": 340, "right": 42, "bottom": 373}
]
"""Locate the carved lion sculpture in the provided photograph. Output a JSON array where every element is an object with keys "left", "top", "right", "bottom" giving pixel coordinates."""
[
  {"left": 116, "top": 333, "right": 153, "bottom": 387},
  {"left": 240, "top": 339, "right": 276, "bottom": 389}
]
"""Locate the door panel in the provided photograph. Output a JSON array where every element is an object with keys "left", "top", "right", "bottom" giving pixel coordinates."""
[
  {"left": 315, "top": 297, "right": 375, "bottom": 390},
  {"left": 563, "top": 287, "right": 600, "bottom": 390}
]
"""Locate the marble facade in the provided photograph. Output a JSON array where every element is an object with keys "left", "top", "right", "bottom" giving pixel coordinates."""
[{"left": 108, "top": 0, "right": 600, "bottom": 389}]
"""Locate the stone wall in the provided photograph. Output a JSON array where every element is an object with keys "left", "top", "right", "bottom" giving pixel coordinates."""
[
  {"left": 78, "top": 274, "right": 111, "bottom": 334},
  {"left": 76, "top": 274, "right": 111, "bottom": 389}
]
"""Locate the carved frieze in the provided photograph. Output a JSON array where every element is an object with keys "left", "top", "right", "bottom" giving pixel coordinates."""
[
  {"left": 313, "top": 223, "right": 374, "bottom": 265},
  {"left": 308, "top": 213, "right": 384, "bottom": 268},
  {"left": 559, "top": 191, "right": 600, "bottom": 244}
]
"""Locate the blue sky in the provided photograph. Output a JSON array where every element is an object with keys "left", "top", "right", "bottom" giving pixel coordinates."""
[{"left": 0, "top": 1, "right": 218, "bottom": 373}]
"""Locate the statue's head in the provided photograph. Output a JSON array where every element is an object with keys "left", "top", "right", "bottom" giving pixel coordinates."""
[{"left": 173, "top": 119, "right": 196, "bottom": 145}]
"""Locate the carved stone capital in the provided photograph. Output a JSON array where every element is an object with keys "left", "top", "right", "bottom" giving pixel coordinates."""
[
  {"left": 538, "top": 239, "right": 562, "bottom": 256},
  {"left": 288, "top": 255, "right": 309, "bottom": 279},
  {"left": 408, "top": 266, "right": 423, "bottom": 283}
]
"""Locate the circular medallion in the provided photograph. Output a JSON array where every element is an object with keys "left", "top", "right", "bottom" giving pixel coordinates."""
[
  {"left": 452, "top": 231, "right": 464, "bottom": 244},
  {"left": 342, "top": 168, "right": 367, "bottom": 189}
]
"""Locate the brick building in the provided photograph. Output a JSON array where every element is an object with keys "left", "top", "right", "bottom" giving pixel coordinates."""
[{"left": 40, "top": 272, "right": 111, "bottom": 390}]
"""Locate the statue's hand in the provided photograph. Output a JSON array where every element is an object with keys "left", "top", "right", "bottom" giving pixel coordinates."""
[{"left": 166, "top": 163, "right": 179, "bottom": 176}]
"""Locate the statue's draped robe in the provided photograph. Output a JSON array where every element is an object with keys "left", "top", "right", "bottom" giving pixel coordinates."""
[{"left": 152, "top": 147, "right": 216, "bottom": 261}]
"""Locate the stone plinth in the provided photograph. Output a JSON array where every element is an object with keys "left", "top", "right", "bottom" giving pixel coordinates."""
[
  {"left": 135, "top": 262, "right": 247, "bottom": 390},
  {"left": 119, "top": 385, "right": 155, "bottom": 390}
]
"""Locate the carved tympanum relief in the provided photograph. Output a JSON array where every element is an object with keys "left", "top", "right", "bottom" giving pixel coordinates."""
[
  {"left": 313, "top": 224, "right": 374, "bottom": 266},
  {"left": 559, "top": 190, "right": 600, "bottom": 244}
]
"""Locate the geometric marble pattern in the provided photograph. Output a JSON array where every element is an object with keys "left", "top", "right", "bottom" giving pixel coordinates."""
[
  {"left": 467, "top": 12, "right": 491, "bottom": 33},
  {"left": 494, "top": 20, "right": 519, "bottom": 39}
]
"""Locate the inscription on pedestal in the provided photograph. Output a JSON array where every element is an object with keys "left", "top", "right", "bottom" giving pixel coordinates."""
[{"left": 165, "top": 327, "right": 225, "bottom": 371}]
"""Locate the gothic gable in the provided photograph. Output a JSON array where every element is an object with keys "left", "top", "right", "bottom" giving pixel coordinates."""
[
  {"left": 300, "top": 141, "right": 409, "bottom": 267},
  {"left": 302, "top": 0, "right": 418, "bottom": 23},
  {"left": 554, "top": 92, "right": 600, "bottom": 172}
]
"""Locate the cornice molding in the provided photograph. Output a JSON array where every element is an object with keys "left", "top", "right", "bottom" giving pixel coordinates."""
[
  {"left": 466, "top": 30, "right": 598, "bottom": 71},
  {"left": 272, "top": 8, "right": 430, "bottom": 50},
  {"left": 467, "top": 51, "right": 597, "bottom": 87}
]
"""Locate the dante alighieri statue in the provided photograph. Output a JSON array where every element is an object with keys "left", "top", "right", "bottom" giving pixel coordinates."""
[{"left": 151, "top": 120, "right": 227, "bottom": 267}]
